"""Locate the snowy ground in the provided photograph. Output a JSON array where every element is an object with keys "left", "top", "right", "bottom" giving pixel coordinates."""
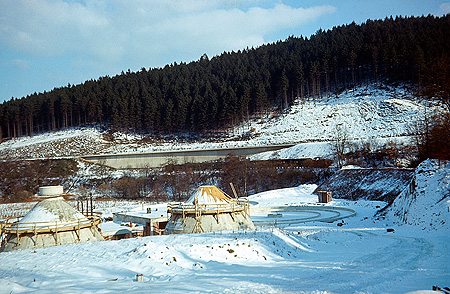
[
  {"left": 0, "top": 84, "right": 441, "bottom": 161},
  {"left": 1, "top": 160, "right": 448, "bottom": 294}
]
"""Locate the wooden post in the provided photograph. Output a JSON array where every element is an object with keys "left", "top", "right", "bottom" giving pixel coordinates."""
[
  {"left": 90, "top": 196, "right": 93, "bottom": 216},
  {"left": 55, "top": 221, "right": 58, "bottom": 245},
  {"left": 230, "top": 183, "right": 238, "bottom": 198},
  {"left": 216, "top": 206, "right": 219, "bottom": 224},
  {"left": 77, "top": 219, "right": 81, "bottom": 241}
]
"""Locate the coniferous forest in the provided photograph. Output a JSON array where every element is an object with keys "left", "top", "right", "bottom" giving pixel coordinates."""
[{"left": 0, "top": 15, "right": 449, "bottom": 139}]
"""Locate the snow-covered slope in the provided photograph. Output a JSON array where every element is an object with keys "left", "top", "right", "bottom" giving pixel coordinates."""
[
  {"left": 382, "top": 159, "right": 450, "bottom": 231},
  {"left": 0, "top": 128, "right": 110, "bottom": 159},
  {"left": 0, "top": 84, "right": 439, "bottom": 160},
  {"left": 314, "top": 168, "right": 415, "bottom": 202},
  {"left": 246, "top": 85, "right": 427, "bottom": 144}
]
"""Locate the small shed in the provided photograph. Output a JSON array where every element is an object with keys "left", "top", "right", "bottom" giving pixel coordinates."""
[
  {"left": 317, "top": 191, "right": 332, "bottom": 203},
  {"left": 112, "top": 203, "right": 168, "bottom": 236}
]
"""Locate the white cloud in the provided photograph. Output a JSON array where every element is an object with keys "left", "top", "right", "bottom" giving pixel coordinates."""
[
  {"left": 146, "top": 3, "right": 336, "bottom": 60},
  {"left": 436, "top": 3, "right": 450, "bottom": 16},
  {"left": 0, "top": 0, "right": 109, "bottom": 56},
  {"left": 11, "top": 59, "right": 30, "bottom": 69},
  {"left": 0, "top": 0, "right": 336, "bottom": 67}
]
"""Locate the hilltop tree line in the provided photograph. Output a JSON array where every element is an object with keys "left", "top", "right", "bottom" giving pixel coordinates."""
[{"left": 0, "top": 14, "right": 449, "bottom": 139}]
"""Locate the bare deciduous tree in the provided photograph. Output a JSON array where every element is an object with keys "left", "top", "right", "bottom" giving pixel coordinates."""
[{"left": 331, "top": 124, "right": 351, "bottom": 168}]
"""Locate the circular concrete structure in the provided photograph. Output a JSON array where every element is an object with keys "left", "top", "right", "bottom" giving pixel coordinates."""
[
  {"left": 39, "top": 186, "right": 64, "bottom": 196},
  {"left": 165, "top": 186, "right": 255, "bottom": 234},
  {"left": 1, "top": 191, "right": 104, "bottom": 252},
  {"left": 251, "top": 205, "right": 356, "bottom": 226}
]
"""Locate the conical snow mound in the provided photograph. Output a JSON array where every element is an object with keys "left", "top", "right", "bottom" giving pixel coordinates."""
[
  {"left": 383, "top": 159, "right": 450, "bottom": 230},
  {"left": 18, "top": 197, "right": 88, "bottom": 226},
  {"left": 165, "top": 186, "right": 255, "bottom": 234},
  {"left": 1, "top": 190, "right": 104, "bottom": 252}
]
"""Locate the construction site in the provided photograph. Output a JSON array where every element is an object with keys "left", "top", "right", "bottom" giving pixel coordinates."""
[
  {"left": 0, "top": 186, "right": 103, "bottom": 252},
  {"left": 1, "top": 183, "right": 358, "bottom": 252},
  {"left": 0, "top": 158, "right": 448, "bottom": 294}
]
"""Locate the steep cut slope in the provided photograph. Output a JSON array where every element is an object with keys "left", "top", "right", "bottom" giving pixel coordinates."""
[
  {"left": 381, "top": 159, "right": 450, "bottom": 230},
  {"left": 248, "top": 85, "right": 427, "bottom": 144},
  {"left": 314, "top": 168, "right": 414, "bottom": 202}
]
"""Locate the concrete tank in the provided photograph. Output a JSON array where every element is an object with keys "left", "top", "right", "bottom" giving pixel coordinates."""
[{"left": 39, "top": 186, "right": 64, "bottom": 196}]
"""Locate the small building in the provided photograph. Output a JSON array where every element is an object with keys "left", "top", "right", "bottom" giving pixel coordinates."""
[
  {"left": 1, "top": 186, "right": 104, "bottom": 252},
  {"left": 111, "top": 203, "right": 168, "bottom": 236},
  {"left": 100, "top": 221, "right": 144, "bottom": 240},
  {"left": 164, "top": 186, "right": 255, "bottom": 234},
  {"left": 317, "top": 191, "right": 332, "bottom": 203}
]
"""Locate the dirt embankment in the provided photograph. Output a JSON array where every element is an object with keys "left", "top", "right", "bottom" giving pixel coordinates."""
[{"left": 314, "top": 168, "right": 414, "bottom": 203}]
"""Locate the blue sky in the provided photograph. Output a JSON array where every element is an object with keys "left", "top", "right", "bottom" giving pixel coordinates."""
[{"left": 1, "top": 0, "right": 449, "bottom": 103}]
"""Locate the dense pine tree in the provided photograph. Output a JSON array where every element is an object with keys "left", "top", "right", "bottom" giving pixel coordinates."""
[{"left": 1, "top": 15, "right": 449, "bottom": 138}]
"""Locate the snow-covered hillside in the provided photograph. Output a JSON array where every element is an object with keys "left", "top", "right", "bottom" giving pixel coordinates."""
[
  {"left": 246, "top": 85, "right": 427, "bottom": 144},
  {"left": 0, "top": 84, "right": 440, "bottom": 160},
  {"left": 382, "top": 159, "right": 450, "bottom": 231}
]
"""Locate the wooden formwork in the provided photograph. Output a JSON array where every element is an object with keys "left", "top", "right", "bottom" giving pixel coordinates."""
[
  {"left": 1, "top": 214, "right": 102, "bottom": 249},
  {"left": 151, "top": 221, "right": 168, "bottom": 235}
]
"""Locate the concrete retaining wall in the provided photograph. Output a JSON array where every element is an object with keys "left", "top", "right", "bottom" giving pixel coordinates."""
[{"left": 81, "top": 144, "right": 294, "bottom": 169}]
